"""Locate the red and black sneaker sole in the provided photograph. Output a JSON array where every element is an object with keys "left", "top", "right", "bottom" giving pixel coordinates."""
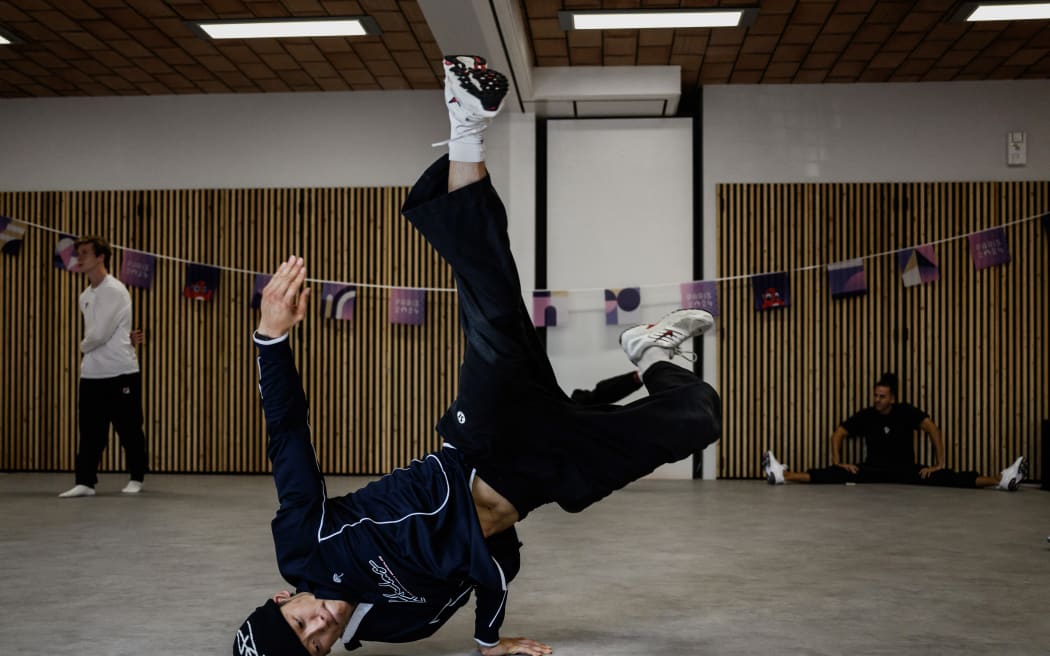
[{"left": 443, "top": 55, "right": 508, "bottom": 112}]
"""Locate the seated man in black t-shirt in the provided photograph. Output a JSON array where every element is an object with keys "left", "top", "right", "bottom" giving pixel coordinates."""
[{"left": 761, "top": 373, "right": 1027, "bottom": 490}]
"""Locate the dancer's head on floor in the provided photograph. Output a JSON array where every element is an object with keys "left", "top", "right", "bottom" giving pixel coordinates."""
[{"left": 234, "top": 591, "right": 353, "bottom": 656}]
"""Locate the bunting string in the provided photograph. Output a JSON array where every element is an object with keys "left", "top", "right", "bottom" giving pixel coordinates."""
[{"left": 3, "top": 208, "right": 1047, "bottom": 294}]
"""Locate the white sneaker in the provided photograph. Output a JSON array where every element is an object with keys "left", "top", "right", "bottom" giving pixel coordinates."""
[
  {"left": 762, "top": 451, "right": 786, "bottom": 485},
  {"left": 434, "top": 55, "right": 509, "bottom": 159},
  {"left": 58, "top": 484, "right": 96, "bottom": 498},
  {"left": 443, "top": 55, "right": 507, "bottom": 120},
  {"left": 998, "top": 456, "right": 1027, "bottom": 491},
  {"left": 121, "top": 480, "right": 143, "bottom": 494},
  {"left": 619, "top": 309, "right": 714, "bottom": 365}
]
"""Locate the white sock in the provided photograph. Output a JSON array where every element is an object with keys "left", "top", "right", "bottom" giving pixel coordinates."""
[
  {"left": 446, "top": 116, "right": 488, "bottom": 163},
  {"left": 637, "top": 346, "right": 672, "bottom": 377}
]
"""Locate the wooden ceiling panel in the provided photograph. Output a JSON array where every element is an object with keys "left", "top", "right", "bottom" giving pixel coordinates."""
[
  {"left": 1006, "top": 48, "right": 1048, "bottom": 67},
  {"left": 1, "top": 1, "right": 1048, "bottom": 99},
  {"left": 700, "top": 61, "right": 732, "bottom": 83},
  {"left": 638, "top": 28, "right": 672, "bottom": 46},
  {"left": 750, "top": 13, "right": 788, "bottom": 35},
  {"left": 731, "top": 68, "right": 762, "bottom": 82},
  {"left": 604, "top": 35, "right": 636, "bottom": 56},
  {"left": 773, "top": 43, "right": 809, "bottom": 60},
  {"left": 812, "top": 33, "right": 851, "bottom": 52},
  {"left": 781, "top": 24, "right": 822, "bottom": 44},
  {"left": 765, "top": 60, "right": 800, "bottom": 77},
  {"left": 572, "top": 45, "right": 601, "bottom": 64},
  {"left": 736, "top": 52, "right": 769, "bottom": 69},
  {"left": 637, "top": 44, "right": 670, "bottom": 64},
  {"left": 521, "top": 0, "right": 1050, "bottom": 86},
  {"left": 823, "top": 12, "right": 865, "bottom": 34},
  {"left": 535, "top": 37, "right": 568, "bottom": 57},
  {"left": 0, "top": 0, "right": 441, "bottom": 96}
]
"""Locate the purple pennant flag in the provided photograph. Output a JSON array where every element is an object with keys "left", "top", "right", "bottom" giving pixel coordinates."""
[
  {"left": 827, "top": 259, "right": 868, "bottom": 299},
  {"left": 897, "top": 245, "right": 939, "bottom": 287},
  {"left": 679, "top": 281, "right": 720, "bottom": 316},
  {"left": 250, "top": 274, "right": 272, "bottom": 309},
  {"left": 54, "top": 233, "right": 79, "bottom": 271},
  {"left": 320, "top": 283, "right": 356, "bottom": 320},
  {"left": 1, "top": 216, "right": 27, "bottom": 256},
  {"left": 389, "top": 287, "right": 425, "bottom": 325},
  {"left": 604, "top": 287, "right": 642, "bottom": 325},
  {"left": 968, "top": 228, "right": 1011, "bottom": 270},
  {"left": 533, "top": 290, "right": 568, "bottom": 327},
  {"left": 751, "top": 272, "right": 791, "bottom": 311},
  {"left": 119, "top": 250, "right": 156, "bottom": 289},
  {"left": 184, "top": 263, "right": 221, "bottom": 302}
]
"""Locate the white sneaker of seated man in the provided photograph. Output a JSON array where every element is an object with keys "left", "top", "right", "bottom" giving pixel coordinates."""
[
  {"left": 619, "top": 309, "right": 714, "bottom": 376},
  {"left": 997, "top": 456, "right": 1027, "bottom": 491},
  {"left": 121, "top": 480, "right": 143, "bottom": 494},
  {"left": 58, "top": 484, "right": 95, "bottom": 498},
  {"left": 762, "top": 451, "right": 786, "bottom": 485}
]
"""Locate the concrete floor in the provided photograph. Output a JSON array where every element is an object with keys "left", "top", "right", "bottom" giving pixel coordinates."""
[{"left": 1, "top": 473, "right": 1048, "bottom": 656}]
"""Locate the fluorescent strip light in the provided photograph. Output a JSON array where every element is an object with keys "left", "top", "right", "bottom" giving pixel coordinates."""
[
  {"left": 560, "top": 9, "right": 754, "bottom": 30},
  {"left": 966, "top": 2, "right": 1050, "bottom": 20},
  {"left": 0, "top": 27, "right": 20, "bottom": 45},
  {"left": 193, "top": 17, "right": 379, "bottom": 40}
]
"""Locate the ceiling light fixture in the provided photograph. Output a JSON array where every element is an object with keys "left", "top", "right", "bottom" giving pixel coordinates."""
[
  {"left": 954, "top": 2, "right": 1050, "bottom": 21},
  {"left": 558, "top": 8, "right": 758, "bottom": 30},
  {"left": 0, "top": 27, "right": 21, "bottom": 45},
  {"left": 190, "top": 16, "right": 381, "bottom": 40}
]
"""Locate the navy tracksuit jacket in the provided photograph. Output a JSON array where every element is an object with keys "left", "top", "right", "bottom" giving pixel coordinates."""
[{"left": 255, "top": 332, "right": 519, "bottom": 650}]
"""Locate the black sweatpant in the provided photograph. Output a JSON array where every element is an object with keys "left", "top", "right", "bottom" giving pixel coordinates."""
[
  {"left": 75, "top": 372, "right": 148, "bottom": 486},
  {"left": 807, "top": 463, "right": 979, "bottom": 488},
  {"left": 570, "top": 371, "right": 642, "bottom": 406},
  {"left": 402, "top": 156, "right": 721, "bottom": 519}
]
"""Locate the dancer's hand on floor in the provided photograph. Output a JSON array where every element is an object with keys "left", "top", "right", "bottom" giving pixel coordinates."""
[
  {"left": 479, "top": 636, "right": 553, "bottom": 656},
  {"left": 258, "top": 256, "right": 310, "bottom": 338}
]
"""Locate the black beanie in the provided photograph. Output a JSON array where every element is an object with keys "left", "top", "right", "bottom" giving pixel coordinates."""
[{"left": 233, "top": 599, "right": 312, "bottom": 656}]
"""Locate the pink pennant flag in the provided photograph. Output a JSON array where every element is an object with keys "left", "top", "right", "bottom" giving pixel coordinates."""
[{"left": 389, "top": 287, "right": 425, "bottom": 325}]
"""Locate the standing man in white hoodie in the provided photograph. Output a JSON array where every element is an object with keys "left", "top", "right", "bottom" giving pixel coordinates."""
[{"left": 59, "top": 236, "right": 148, "bottom": 498}]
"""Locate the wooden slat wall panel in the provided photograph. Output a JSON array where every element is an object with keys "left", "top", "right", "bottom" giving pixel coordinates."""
[
  {"left": 0, "top": 187, "right": 462, "bottom": 475},
  {"left": 718, "top": 182, "right": 1049, "bottom": 481}
]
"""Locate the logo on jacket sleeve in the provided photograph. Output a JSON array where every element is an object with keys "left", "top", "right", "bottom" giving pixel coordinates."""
[{"left": 369, "top": 556, "right": 425, "bottom": 603}]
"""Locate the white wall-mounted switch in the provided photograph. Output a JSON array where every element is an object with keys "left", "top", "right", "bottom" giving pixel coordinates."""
[{"left": 1007, "top": 131, "right": 1026, "bottom": 166}]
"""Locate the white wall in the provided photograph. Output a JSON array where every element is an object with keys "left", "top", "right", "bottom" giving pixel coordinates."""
[
  {"left": 545, "top": 117, "right": 698, "bottom": 479},
  {"left": 704, "top": 80, "right": 1050, "bottom": 186},
  {"left": 0, "top": 89, "right": 522, "bottom": 191}
]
